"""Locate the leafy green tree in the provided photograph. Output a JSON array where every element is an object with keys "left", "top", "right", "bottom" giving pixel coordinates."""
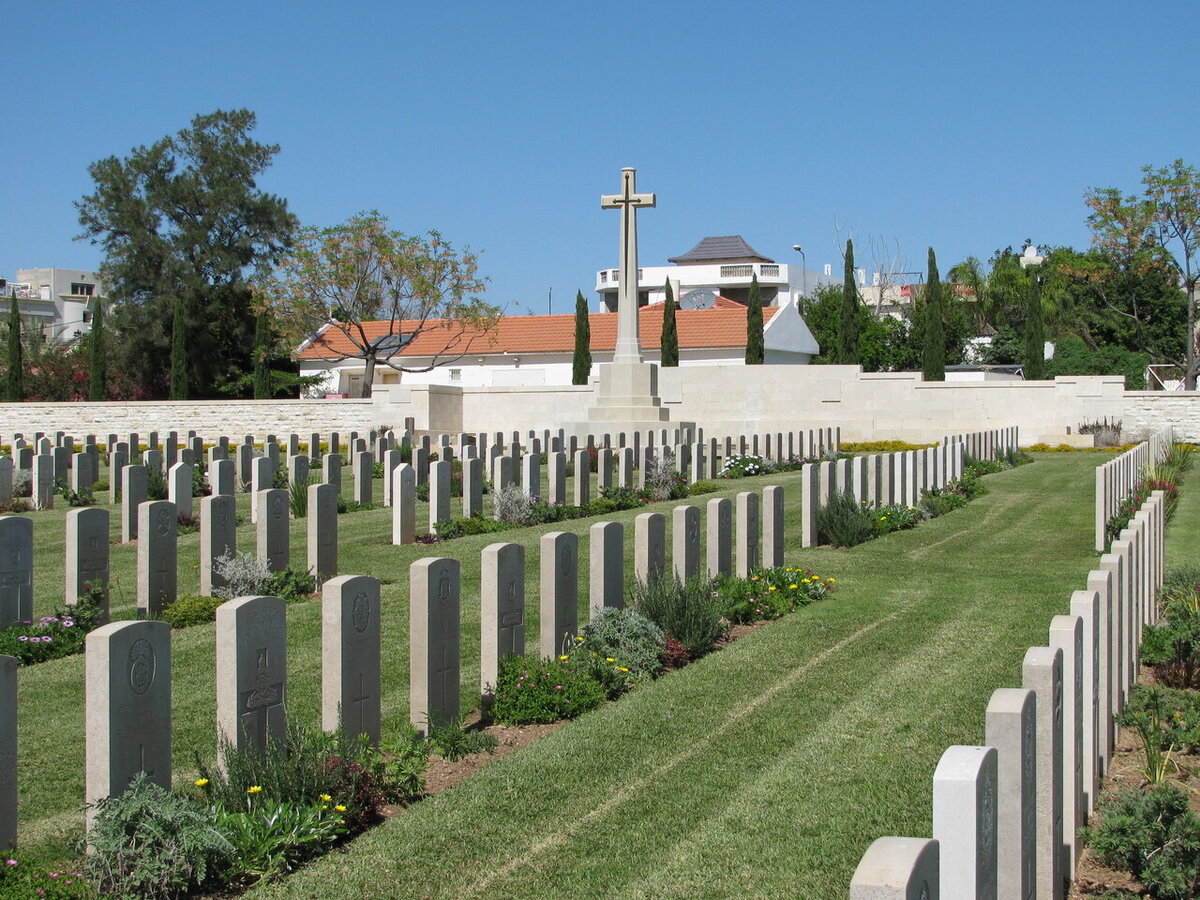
[
  {"left": 840, "top": 239, "right": 859, "bottom": 364},
  {"left": 801, "top": 286, "right": 916, "bottom": 371},
  {"left": 169, "top": 297, "right": 188, "bottom": 400},
  {"left": 258, "top": 211, "right": 499, "bottom": 398},
  {"left": 5, "top": 294, "right": 23, "bottom": 402},
  {"left": 1045, "top": 336, "right": 1148, "bottom": 389},
  {"left": 88, "top": 297, "right": 106, "bottom": 400},
  {"left": 572, "top": 291, "right": 592, "bottom": 384},
  {"left": 1086, "top": 160, "right": 1200, "bottom": 386},
  {"left": 76, "top": 109, "right": 298, "bottom": 398},
  {"left": 745, "top": 274, "right": 764, "bottom": 364},
  {"left": 253, "top": 308, "right": 272, "bottom": 399},
  {"left": 1024, "top": 273, "right": 1046, "bottom": 379},
  {"left": 922, "top": 248, "right": 945, "bottom": 381},
  {"left": 660, "top": 281, "right": 679, "bottom": 367}
]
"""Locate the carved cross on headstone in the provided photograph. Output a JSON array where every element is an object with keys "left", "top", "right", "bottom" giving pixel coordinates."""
[
  {"left": 241, "top": 647, "right": 284, "bottom": 750},
  {"left": 137, "top": 743, "right": 154, "bottom": 779},
  {"left": 348, "top": 672, "right": 370, "bottom": 737},
  {"left": 601, "top": 167, "right": 656, "bottom": 365}
]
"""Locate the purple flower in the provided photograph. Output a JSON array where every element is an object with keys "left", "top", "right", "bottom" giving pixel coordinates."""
[{"left": 17, "top": 636, "right": 27, "bottom": 642}]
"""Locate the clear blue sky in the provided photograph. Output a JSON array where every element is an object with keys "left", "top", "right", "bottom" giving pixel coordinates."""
[{"left": 3, "top": 0, "right": 1196, "bottom": 314}]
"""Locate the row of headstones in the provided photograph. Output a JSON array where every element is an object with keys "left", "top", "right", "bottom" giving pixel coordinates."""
[
  {"left": 0, "top": 484, "right": 787, "bottom": 848},
  {"left": 0, "top": 477, "right": 341, "bottom": 628},
  {"left": 938, "top": 426, "right": 1021, "bottom": 463},
  {"left": 799, "top": 442, "right": 967, "bottom": 548},
  {"left": 0, "top": 427, "right": 401, "bottom": 506},
  {"left": 1093, "top": 426, "right": 1174, "bottom": 552},
  {"left": 848, "top": 488, "right": 1166, "bottom": 899}
]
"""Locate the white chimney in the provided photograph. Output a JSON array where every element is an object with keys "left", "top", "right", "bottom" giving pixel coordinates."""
[
  {"left": 857, "top": 268, "right": 866, "bottom": 286},
  {"left": 823, "top": 263, "right": 832, "bottom": 277},
  {"left": 872, "top": 271, "right": 881, "bottom": 286}
]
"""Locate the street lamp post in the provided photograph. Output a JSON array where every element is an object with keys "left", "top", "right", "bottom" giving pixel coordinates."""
[{"left": 791, "top": 244, "right": 806, "bottom": 303}]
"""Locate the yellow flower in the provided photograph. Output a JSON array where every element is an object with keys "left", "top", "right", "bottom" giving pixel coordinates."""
[
  {"left": 619, "top": 667, "right": 629, "bottom": 673},
  {"left": 768, "top": 586, "right": 776, "bottom": 591},
  {"left": 789, "top": 584, "right": 797, "bottom": 590},
  {"left": 334, "top": 804, "right": 347, "bottom": 813},
  {"left": 605, "top": 657, "right": 615, "bottom": 663},
  {"left": 246, "top": 785, "right": 263, "bottom": 794},
  {"left": 319, "top": 793, "right": 332, "bottom": 802},
  {"left": 827, "top": 578, "right": 836, "bottom": 583},
  {"left": 574, "top": 636, "right": 584, "bottom": 642},
  {"left": 802, "top": 577, "right": 811, "bottom": 583},
  {"left": 194, "top": 778, "right": 209, "bottom": 788},
  {"left": 558, "top": 655, "right": 569, "bottom": 661}
]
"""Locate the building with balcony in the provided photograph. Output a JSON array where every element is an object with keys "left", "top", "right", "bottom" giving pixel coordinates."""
[
  {"left": 3, "top": 268, "right": 105, "bottom": 341},
  {"left": 594, "top": 235, "right": 837, "bottom": 311}
]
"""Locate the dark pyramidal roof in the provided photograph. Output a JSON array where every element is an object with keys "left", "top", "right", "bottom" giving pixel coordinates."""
[{"left": 668, "top": 235, "right": 775, "bottom": 265}]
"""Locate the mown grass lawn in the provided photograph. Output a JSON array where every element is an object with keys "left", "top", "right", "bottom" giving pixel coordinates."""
[{"left": 230, "top": 451, "right": 1129, "bottom": 900}]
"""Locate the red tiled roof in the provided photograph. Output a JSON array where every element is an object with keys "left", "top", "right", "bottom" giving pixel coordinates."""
[{"left": 296, "top": 300, "right": 778, "bottom": 361}]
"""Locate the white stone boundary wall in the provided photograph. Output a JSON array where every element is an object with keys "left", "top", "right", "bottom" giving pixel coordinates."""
[
  {"left": 850, "top": 489, "right": 1167, "bottom": 898},
  {"left": 1093, "top": 426, "right": 1174, "bottom": 551},
  {"left": 1, "top": 372, "right": 1199, "bottom": 444}
]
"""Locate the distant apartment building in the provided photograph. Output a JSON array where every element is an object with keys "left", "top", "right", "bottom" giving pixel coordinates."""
[
  {"left": 3, "top": 268, "right": 105, "bottom": 341},
  {"left": 594, "top": 235, "right": 838, "bottom": 311}
]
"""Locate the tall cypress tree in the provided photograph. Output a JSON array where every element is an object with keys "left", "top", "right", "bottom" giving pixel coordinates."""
[
  {"left": 745, "top": 274, "right": 764, "bottom": 364},
  {"left": 169, "top": 296, "right": 188, "bottom": 400},
  {"left": 840, "top": 239, "right": 860, "bottom": 364},
  {"left": 922, "top": 247, "right": 945, "bottom": 382},
  {"left": 5, "top": 293, "right": 23, "bottom": 402},
  {"left": 660, "top": 281, "right": 679, "bottom": 366},
  {"left": 571, "top": 291, "right": 591, "bottom": 385},
  {"left": 1024, "top": 273, "right": 1046, "bottom": 380},
  {"left": 88, "top": 297, "right": 107, "bottom": 400},
  {"left": 253, "top": 307, "right": 272, "bottom": 399}
]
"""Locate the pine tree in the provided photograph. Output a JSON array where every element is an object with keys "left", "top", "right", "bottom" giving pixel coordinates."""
[
  {"left": 922, "top": 247, "right": 946, "bottom": 382},
  {"left": 660, "top": 281, "right": 679, "bottom": 366},
  {"left": 572, "top": 291, "right": 592, "bottom": 385},
  {"left": 169, "top": 296, "right": 188, "bottom": 400},
  {"left": 5, "top": 293, "right": 23, "bottom": 402},
  {"left": 745, "top": 274, "right": 764, "bottom": 364},
  {"left": 253, "top": 308, "right": 272, "bottom": 399},
  {"left": 88, "top": 297, "right": 107, "bottom": 400},
  {"left": 840, "top": 239, "right": 860, "bottom": 364},
  {"left": 1024, "top": 274, "right": 1046, "bottom": 380}
]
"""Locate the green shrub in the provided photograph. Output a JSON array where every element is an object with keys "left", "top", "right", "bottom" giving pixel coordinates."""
[
  {"left": 871, "top": 504, "right": 921, "bottom": 536},
  {"left": 425, "top": 715, "right": 499, "bottom": 761},
  {"left": 195, "top": 723, "right": 400, "bottom": 834},
  {"left": 435, "top": 516, "right": 513, "bottom": 539},
  {"left": 1089, "top": 784, "right": 1200, "bottom": 899},
  {"left": 86, "top": 773, "right": 234, "bottom": 900},
  {"left": 816, "top": 491, "right": 875, "bottom": 547},
  {"left": 57, "top": 484, "right": 95, "bottom": 507},
  {"left": 489, "top": 655, "right": 606, "bottom": 724},
  {"left": 160, "top": 593, "right": 224, "bottom": 629},
  {"left": 918, "top": 486, "right": 968, "bottom": 519},
  {"left": 146, "top": 467, "right": 168, "bottom": 501},
  {"left": 566, "top": 607, "right": 665, "bottom": 694},
  {"left": 715, "top": 566, "right": 835, "bottom": 624},
  {"left": 216, "top": 797, "right": 345, "bottom": 881},
  {"left": 628, "top": 575, "right": 726, "bottom": 659},
  {"left": 1140, "top": 604, "right": 1200, "bottom": 689},
  {"left": 264, "top": 566, "right": 316, "bottom": 604},
  {"left": 688, "top": 479, "right": 720, "bottom": 495},
  {"left": 597, "top": 486, "right": 644, "bottom": 510},
  {"left": 720, "top": 454, "right": 766, "bottom": 478}
]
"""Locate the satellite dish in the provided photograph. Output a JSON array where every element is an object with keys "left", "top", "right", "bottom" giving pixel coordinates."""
[{"left": 680, "top": 289, "right": 715, "bottom": 310}]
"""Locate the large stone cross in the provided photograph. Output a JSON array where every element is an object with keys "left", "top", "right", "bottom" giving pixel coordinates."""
[{"left": 602, "top": 167, "right": 655, "bottom": 365}]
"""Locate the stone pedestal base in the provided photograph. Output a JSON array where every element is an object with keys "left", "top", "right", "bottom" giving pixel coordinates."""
[{"left": 566, "top": 361, "right": 699, "bottom": 439}]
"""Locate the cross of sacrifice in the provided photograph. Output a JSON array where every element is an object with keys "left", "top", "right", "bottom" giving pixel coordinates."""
[{"left": 601, "top": 167, "right": 656, "bottom": 365}]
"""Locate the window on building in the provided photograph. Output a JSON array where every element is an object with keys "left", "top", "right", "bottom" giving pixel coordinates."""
[
  {"left": 82, "top": 310, "right": 92, "bottom": 323},
  {"left": 70, "top": 283, "right": 95, "bottom": 296},
  {"left": 449, "top": 368, "right": 462, "bottom": 382}
]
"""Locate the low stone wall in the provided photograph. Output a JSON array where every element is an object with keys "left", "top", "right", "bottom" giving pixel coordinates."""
[
  {"left": 0, "top": 398, "right": 374, "bottom": 443},
  {"left": 2, "top": 369, "right": 1198, "bottom": 445}
]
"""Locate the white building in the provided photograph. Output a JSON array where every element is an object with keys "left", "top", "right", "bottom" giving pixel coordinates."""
[
  {"left": 4, "top": 268, "right": 105, "bottom": 341},
  {"left": 594, "top": 235, "right": 838, "bottom": 311},
  {"left": 296, "top": 297, "right": 821, "bottom": 397}
]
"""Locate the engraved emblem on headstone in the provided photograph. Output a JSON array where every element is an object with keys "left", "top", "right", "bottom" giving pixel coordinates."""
[
  {"left": 981, "top": 770, "right": 996, "bottom": 856},
  {"left": 128, "top": 638, "right": 156, "bottom": 694},
  {"left": 687, "top": 516, "right": 700, "bottom": 547},
  {"left": 155, "top": 508, "right": 171, "bottom": 536},
  {"left": 920, "top": 884, "right": 929, "bottom": 900},
  {"left": 560, "top": 544, "right": 573, "bottom": 576},
  {"left": 217, "top": 502, "right": 230, "bottom": 526},
  {"left": 241, "top": 647, "right": 283, "bottom": 747},
  {"left": 437, "top": 570, "right": 451, "bottom": 605},
  {"left": 271, "top": 494, "right": 286, "bottom": 519},
  {"left": 352, "top": 592, "right": 371, "bottom": 634}
]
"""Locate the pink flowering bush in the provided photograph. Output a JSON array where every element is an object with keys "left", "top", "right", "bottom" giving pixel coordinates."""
[
  {"left": 488, "top": 655, "right": 605, "bottom": 724},
  {"left": 0, "top": 585, "right": 105, "bottom": 666}
]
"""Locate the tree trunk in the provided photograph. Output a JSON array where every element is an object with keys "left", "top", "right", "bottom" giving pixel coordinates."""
[{"left": 361, "top": 355, "right": 375, "bottom": 398}]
